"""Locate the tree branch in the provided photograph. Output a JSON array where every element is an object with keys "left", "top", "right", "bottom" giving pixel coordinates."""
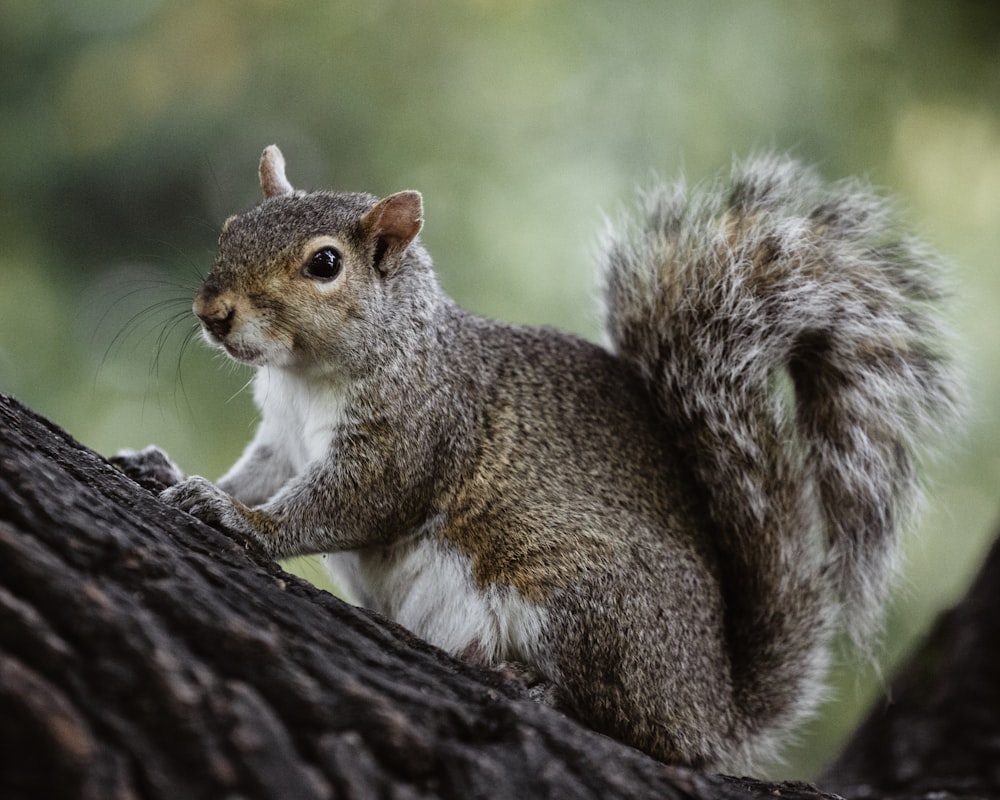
[
  {"left": 822, "top": 519, "right": 1000, "bottom": 796},
  {"left": 0, "top": 392, "right": 996, "bottom": 799}
]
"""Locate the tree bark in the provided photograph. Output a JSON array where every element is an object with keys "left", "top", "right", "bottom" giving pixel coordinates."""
[
  {"left": 821, "top": 521, "right": 1000, "bottom": 796},
  {"left": 0, "top": 391, "right": 996, "bottom": 799}
]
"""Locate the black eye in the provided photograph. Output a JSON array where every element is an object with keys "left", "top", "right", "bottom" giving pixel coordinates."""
[{"left": 304, "top": 247, "right": 343, "bottom": 281}]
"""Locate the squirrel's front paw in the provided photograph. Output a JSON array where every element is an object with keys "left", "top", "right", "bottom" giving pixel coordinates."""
[
  {"left": 161, "top": 477, "right": 241, "bottom": 530},
  {"left": 112, "top": 445, "right": 186, "bottom": 491}
]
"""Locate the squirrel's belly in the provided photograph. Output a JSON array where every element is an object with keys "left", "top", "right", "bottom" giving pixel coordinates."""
[{"left": 357, "top": 530, "right": 550, "bottom": 666}]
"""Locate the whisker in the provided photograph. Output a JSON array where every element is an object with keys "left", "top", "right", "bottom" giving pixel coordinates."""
[
  {"left": 227, "top": 373, "right": 256, "bottom": 405},
  {"left": 172, "top": 325, "right": 201, "bottom": 421},
  {"left": 90, "top": 280, "right": 183, "bottom": 346},
  {"left": 149, "top": 309, "right": 197, "bottom": 379},
  {"left": 85, "top": 267, "right": 209, "bottom": 423},
  {"left": 116, "top": 301, "right": 188, "bottom": 352},
  {"left": 92, "top": 287, "right": 192, "bottom": 390}
]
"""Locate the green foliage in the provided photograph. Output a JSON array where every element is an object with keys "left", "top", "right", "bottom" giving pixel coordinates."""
[{"left": 2, "top": 0, "right": 999, "bottom": 779}]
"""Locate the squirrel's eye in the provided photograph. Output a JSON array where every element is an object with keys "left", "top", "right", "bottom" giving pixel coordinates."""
[{"left": 304, "top": 247, "right": 343, "bottom": 281}]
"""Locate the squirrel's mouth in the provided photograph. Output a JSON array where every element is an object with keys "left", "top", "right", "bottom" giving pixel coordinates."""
[{"left": 221, "top": 340, "right": 265, "bottom": 365}]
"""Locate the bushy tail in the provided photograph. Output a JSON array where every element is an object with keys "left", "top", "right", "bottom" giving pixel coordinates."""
[{"left": 601, "top": 155, "right": 962, "bottom": 739}]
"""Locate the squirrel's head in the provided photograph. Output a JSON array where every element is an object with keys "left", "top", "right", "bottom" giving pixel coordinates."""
[{"left": 194, "top": 145, "right": 432, "bottom": 377}]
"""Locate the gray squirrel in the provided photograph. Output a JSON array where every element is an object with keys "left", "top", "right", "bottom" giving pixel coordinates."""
[{"left": 117, "top": 145, "right": 961, "bottom": 772}]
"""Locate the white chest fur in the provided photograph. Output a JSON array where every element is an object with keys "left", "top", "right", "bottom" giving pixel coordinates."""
[
  {"left": 253, "top": 367, "right": 349, "bottom": 471},
  {"left": 250, "top": 367, "right": 368, "bottom": 600}
]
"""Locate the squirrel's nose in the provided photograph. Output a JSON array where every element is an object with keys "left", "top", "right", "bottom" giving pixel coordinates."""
[{"left": 194, "top": 295, "right": 236, "bottom": 340}]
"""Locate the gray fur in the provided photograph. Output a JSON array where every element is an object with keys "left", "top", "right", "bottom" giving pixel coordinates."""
[{"left": 144, "top": 149, "right": 961, "bottom": 772}]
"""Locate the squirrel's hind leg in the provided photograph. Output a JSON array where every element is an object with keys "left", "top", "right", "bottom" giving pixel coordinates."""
[{"left": 495, "top": 661, "right": 567, "bottom": 709}]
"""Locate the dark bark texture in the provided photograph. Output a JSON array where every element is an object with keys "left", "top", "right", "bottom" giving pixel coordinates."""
[
  {"left": 0, "top": 391, "right": 997, "bottom": 800},
  {"left": 822, "top": 520, "right": 1000, "bottom": 796}
]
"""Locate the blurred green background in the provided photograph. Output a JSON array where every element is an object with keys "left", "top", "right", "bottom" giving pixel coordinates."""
[{"left": 2, "top": 0, "right": 998, "bottom": 779}]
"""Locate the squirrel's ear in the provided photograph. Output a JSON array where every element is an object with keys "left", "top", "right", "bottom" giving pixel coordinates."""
[
  {"left": 360, "top": 191, "right": 424, "bottom": 251},
  {"left": 259, "top": 145, "right": 295, "bottom": 199}
]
